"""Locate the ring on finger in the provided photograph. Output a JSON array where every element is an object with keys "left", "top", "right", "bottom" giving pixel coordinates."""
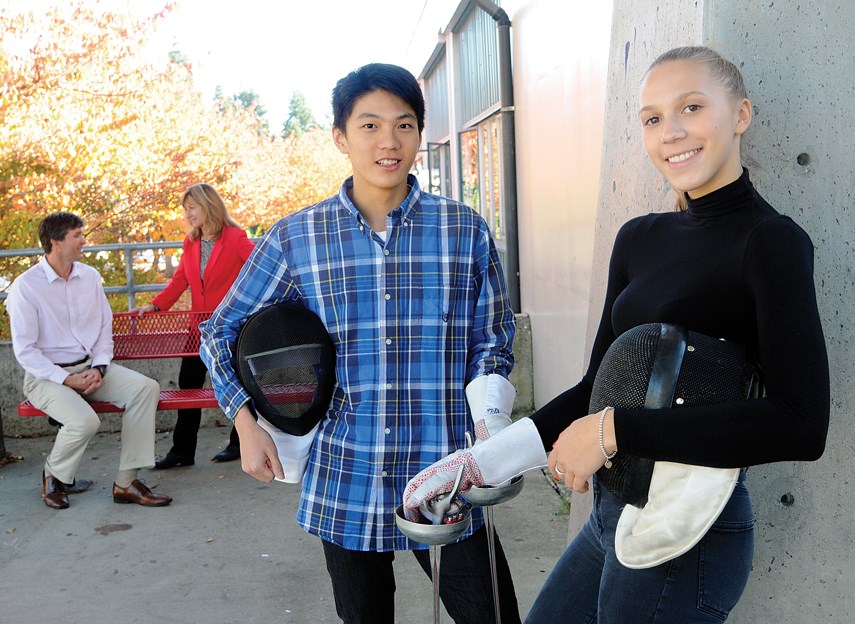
[{"left": 554, "top": 466, "right": 566, "bottom": 477}]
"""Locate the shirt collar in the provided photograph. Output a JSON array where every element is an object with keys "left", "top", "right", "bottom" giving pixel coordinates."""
[
  {"left": 40, "top": 255, "right": 81, "bottom": 283},
  {"left": 337, "top": 174, "right": 422, "bottom": 229}
]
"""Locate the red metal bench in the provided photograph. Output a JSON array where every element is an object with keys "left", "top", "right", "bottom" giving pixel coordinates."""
[{"left": 18, "top": 311, "right": 315, "bottom": 416}]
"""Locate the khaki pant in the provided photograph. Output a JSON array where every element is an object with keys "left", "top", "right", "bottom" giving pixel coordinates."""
[{"left": 23, "top": 361, "right": 159, "bottom": 484}]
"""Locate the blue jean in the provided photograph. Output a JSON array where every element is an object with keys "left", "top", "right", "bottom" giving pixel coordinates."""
[
  {"left": 321, "top": 524, "right": 521, "bottom": 624},
  {"left": 526, "top": 474, "right": 754, "bottom": 624}
]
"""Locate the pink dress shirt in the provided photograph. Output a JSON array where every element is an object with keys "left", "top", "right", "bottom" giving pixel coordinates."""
[{"left": 7, "top": 256, "right": 113, "bottom": 385}]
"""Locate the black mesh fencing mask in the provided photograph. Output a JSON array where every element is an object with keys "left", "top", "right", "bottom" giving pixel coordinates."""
[
  {"left": 589, "top": 323, "right": 760, "bottom": 507},
  {"left": 234, "top": 302, "right": 336, "bottom": 436}
]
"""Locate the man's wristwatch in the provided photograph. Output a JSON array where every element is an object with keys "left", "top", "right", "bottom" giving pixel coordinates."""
[{"left": 93, "top": 365, "right": 108, "bottom": 378}]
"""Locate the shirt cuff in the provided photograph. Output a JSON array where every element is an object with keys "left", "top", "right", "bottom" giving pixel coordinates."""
[{"left": 49, "top": 368, "right": 70, "bottom": 386}]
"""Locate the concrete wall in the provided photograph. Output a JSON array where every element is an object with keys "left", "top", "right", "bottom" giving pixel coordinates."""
[
  {"left": 0, "top": 313, "right": 534, "bottom": 439},
  {"left": 508, "top": 0, "right": 613, "bottom": 406},
  {"left": 577, "top": 1, "right": 854, "bottom": 622}
]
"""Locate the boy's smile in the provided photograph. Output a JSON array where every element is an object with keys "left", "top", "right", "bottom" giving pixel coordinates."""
[{"left": 332, "top": 89, "right": 421, "bottom": 223}]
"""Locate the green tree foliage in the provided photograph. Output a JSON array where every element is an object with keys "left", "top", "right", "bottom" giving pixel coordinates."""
[
  {"left": 282, "top": 91, "right": 319, "bottom": 138},
  {"left": 217, "top": 89, "right": 270, "bottom": 133},
  {"left": 233, "top": 90, "right": 267, "bottom": 120}
]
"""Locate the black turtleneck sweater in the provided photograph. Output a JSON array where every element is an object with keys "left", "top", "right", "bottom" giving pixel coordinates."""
[{"left": 530, "top": 170, "right": 830, "bottom": 468}]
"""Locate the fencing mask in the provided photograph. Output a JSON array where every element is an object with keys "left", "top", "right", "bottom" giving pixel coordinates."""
[
  {"left": 234, "top": 302, "right": 336, "bottom": 482},
  {"left": 589, "top": 323, "right": 760, "bottom": 568}
]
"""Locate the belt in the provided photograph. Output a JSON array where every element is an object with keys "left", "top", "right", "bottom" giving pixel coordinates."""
[{"left": 56, "top": 356, "right": 90, "bottom": 367}]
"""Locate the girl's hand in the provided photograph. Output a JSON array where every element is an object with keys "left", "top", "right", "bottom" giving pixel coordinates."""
[{"left": 548, "top": 408, "right": 616, "bottom": 493}]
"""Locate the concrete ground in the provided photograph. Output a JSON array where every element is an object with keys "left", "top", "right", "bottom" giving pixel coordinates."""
[{"left": 0, "top": 425, "right": 571, "bottom": 624}]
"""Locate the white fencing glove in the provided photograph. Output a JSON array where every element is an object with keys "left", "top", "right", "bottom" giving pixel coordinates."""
[
  {"left": 403, "top": 417, "right": 547, "bottom": 521},
  {"left": 466, "top": 373, "right": 516, "bottom": 442}
]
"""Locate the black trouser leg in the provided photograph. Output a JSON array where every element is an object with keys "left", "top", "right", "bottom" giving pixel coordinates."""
[
  {"left": 171, "top": 356, "right": 208, "bottom": 458},
  {"left": 321, "top": 539, "right": 396, "bottom": 624}
]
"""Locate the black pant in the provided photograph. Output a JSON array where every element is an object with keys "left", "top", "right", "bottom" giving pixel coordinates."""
[
  {"left": 171, "top": 356, "right": 238, "bottom": 458},
  {"left": 321, "top": 524, "right": 521, "bottom": 624}
]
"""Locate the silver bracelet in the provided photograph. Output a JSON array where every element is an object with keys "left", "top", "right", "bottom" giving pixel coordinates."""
[{"left": 599, "top": 406, "right": 617, "bottom": 469}]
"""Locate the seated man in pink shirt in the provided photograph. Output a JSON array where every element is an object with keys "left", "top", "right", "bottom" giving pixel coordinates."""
[{"left": 6, "top": 212, "right": 172, "bottom": 510}]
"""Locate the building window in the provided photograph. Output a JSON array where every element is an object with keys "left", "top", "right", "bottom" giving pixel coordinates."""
[
  {"left": 427, "top": 142, "right": 451, "bottom": 196},
  {"left": 460, "top": 114, "right": 504, "bottom": 254}
]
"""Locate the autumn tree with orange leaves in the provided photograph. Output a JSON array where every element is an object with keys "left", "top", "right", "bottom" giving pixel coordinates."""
[{"left": 0, "top": 1, "right": 350, "bottom": 300}]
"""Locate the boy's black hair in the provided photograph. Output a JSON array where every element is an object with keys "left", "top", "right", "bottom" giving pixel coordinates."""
[
  {"left": 332, "top": 63, "right": 425, "bottom": 133},
  {"left": 38, "top": 212, "right": 84, "bottom": 254}
]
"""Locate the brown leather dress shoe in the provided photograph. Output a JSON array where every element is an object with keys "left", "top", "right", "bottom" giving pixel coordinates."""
[
  {"left": 42, "top": 474, "right": 69, "bottom": 510},
  {"left": 112, "top": 479, "right": 173, "bottom": 507},
  {"left": 43, "top": 471, "right": 93, "bottom": 495}
]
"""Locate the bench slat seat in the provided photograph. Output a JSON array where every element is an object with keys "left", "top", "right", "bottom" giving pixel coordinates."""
[
  {"left": 18, "top": 385, "right": 317, "bottom": 417},
  {"left": 17, "top": 311, "right": 316, "bottom": 419}
]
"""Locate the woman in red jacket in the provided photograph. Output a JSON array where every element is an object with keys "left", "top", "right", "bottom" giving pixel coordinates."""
[{"left": 133, "top": 184, "right": 255, "bottom": 468}]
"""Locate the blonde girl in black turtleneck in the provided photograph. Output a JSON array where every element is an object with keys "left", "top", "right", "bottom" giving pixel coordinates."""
[{"left": 522, "top": 47, "right": 829, "bottom": 623}]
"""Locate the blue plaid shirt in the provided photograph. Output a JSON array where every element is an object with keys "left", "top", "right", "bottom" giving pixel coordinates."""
[{"left": 200, "top": 176, "right": 515, "bottom": 551}]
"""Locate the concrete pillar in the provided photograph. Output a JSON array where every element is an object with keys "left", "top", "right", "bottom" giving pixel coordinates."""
[{"left": 579, "top": 1, "right": 855, "bottom": 621}]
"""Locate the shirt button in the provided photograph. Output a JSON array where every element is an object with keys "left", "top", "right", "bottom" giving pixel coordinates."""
[
  {"left": 384, "top": 427, "right": 391, "bottom": 434},
  {"left": 381, "top": 470, "right": 388, "bottom": 477},
  {"left": 359, "top": 225, "right": 364, "bottom": 232},
  {"left": 384, "top": 249, "right": 390, "bottom": 256},
  {"left": 384, "top": 293, "right": 391, "bottom": 300},
  {"left": 385, "top": 338, "right": 392, "bottom": 345},
  {"left": 386, "top": 383, "right": 393, "bottom": 390},
  {"left": 403, "top": 222, "right": 409, "bottom": 227}
]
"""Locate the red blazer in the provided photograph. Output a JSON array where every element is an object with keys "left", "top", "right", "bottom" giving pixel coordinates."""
[{"left": 152, "top": 226, "right": 255, "bottom": 313}]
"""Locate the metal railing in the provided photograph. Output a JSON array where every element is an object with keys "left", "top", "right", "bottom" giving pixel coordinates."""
[{"left": 0, "top": 240, "right": 259, "bottom": 309}]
